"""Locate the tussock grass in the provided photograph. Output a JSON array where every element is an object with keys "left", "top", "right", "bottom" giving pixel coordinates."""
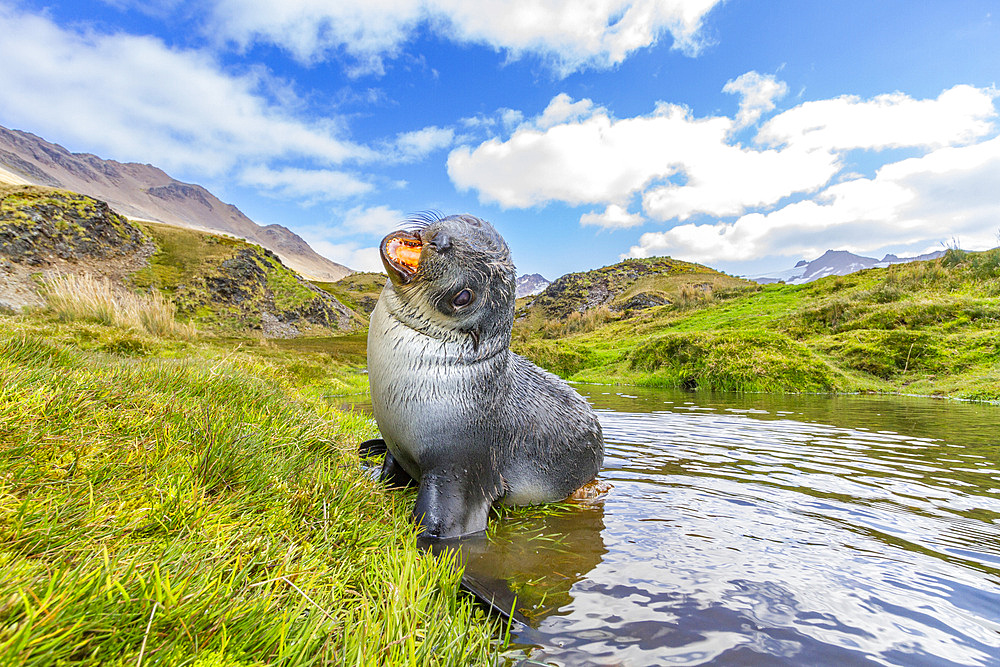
[
  {"left": 513, "top": 249, "right": 1000, "bottom": 400},
  {"left": 42, "top": 273, "right": 197, "bottom": 339},
  {"left": 528, "top": 306, "right": 617, "bottom": 340},
  {"left": 0, "top": 324, "right": 500, "bottom": 665},
  {"left": 623, "top": 330, "right": 844, "bottom": 392}
]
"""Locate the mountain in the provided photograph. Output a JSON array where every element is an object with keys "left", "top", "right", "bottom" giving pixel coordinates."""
[
  {"left": 515, "top": 273, "right": 550, "bottom": 298},
  {"left": 750, "top": 249, "right": 945, "bottom": 284},
  {"left": 0, "top": 126, "right": 351, "bottom": 282}
]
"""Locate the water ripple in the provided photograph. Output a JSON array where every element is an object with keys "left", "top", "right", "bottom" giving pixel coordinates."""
[{"left": 499, "top": 389, "right": 1000, "bottom": 666}]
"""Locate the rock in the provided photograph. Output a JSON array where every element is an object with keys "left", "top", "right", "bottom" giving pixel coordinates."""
[
  {"left": 177, "top": 245, "right": 354, "bottom": 332},
  {"left": 261, "top": 311, "right": 300, "bottom": 339},
  {"left": 617, "top": 292, "right": 670, "bottom": 311}
]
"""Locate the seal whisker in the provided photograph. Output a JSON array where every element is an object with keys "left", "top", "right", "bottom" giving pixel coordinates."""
[{"left": 400, "top": 210, "right": 443, "bottom": 231}]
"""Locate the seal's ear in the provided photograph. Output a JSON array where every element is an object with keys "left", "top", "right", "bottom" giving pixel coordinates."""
[{"left": 468, "top": 329, "right": 480, "bottom": 351}]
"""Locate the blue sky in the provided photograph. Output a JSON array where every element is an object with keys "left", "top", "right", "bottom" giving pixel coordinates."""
[{"left": 1, "top": 1, "right": 998, "bottom": 280}]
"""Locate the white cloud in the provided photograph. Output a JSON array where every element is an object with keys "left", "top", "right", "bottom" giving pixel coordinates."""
[
  {"left": 580, "top": 204, "right": 645, "bottom": 229},
  {"left": 626, "top": 135, "right": 1000, "bottom": 264},
  {"left": 310, "top": 240, "right": 385, "bottom": 272},
  {"left": 208, "top": 0, "right": 725, "bottom": 75},
  {"left": 390, "top": 126, "right": 456, "bottom": 162},
  {"left": 338, "top": 205, "right": 407, "bottom": 235},
  {"left": 240, "top": 165, "right": 373, "bottom": 200},
  {"left": 532, "top": 93, "right": 597, "bottom": 130},
  {"left": 757, "top": 85, "right": 998, "bottom": 151},
  {"left": 448, "top": 93, "right": 840, "bottom": 218},
  {"left": 449, "top": 83, "right": 1000, "bottom": 230},
  {"left": 0, "top": 6, "right": 369, "bottom": 178},
  {"left": 500, "top": 109, "right": 525, "bottom": 130},
  {"left": 723, "top": 71, "right": 788, "bottom": 128}
]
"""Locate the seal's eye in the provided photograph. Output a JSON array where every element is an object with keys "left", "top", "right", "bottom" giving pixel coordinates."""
[{"left": 451, "top": 288, "right": 474, "bottom": 308}]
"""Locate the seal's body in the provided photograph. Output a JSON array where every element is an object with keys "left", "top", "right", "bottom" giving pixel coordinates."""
[{"left": 367, "top": 214, "right": 603, "bottom": 539}]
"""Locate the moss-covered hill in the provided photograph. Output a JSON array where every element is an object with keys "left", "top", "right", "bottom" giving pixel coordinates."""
[
  {"left": 0, "top": 185, "right": 363, "bottom": 336},
  {"left": 515, "top": 256, "right": 760, "bottom": 339},
  {"left": 513, "top": 250, "right": 1000, "bottom": 402},
  {"left": 0, "top": 185, "right": 149, "bottom": 264},
  {"left": 130, "top": 221, "right": 362, "bottom": 335},
  {"left": 524, "top": 256, "right": 757, "bottom": 318}
]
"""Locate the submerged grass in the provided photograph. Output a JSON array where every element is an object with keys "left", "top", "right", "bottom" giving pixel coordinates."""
[{"left": 0, "top": 315, "right": 501, "bottom": 665}]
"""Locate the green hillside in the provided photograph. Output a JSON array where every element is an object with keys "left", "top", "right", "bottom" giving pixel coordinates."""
[
  {"left": 513, "top": 250, "right": 1000, "bottom": 401},
  {"left": 516, "top": 256, "right": 759, "bottom": 338},
  {"left": 131, "top": 221, "right": 363, "bottom": 334},
  {"left": 1, "top": 185, "right": 367, "bottom": 336}
]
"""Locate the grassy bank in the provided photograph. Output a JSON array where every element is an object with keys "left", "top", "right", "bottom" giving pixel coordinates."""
[
  {"left": 0, "top": 314, "right": 500, "bottom": 665},
  {"left": 513, "top": 249, "right": 1000, "bottom": 401}
]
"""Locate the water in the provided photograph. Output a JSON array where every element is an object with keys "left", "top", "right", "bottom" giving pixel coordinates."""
[{"left": 345, "top": 387, "right": 1000, "bottom": 665}]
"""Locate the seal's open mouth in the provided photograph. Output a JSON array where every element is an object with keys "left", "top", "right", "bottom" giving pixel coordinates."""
[{"left": 381, "top": 230, "right": 422, "bottom": 284}]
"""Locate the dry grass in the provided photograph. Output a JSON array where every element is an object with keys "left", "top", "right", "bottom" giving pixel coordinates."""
[{"left": 41, "top": 273, "right": 197, "bottom": 339}]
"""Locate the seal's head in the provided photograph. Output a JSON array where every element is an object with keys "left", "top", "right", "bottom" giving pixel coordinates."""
[{"left": 379, "top": 213, "right": 516, "bottom": 352}]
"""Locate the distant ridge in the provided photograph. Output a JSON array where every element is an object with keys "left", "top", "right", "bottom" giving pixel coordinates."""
[
  {"left": 751, "top": 249, "right": 945, "bottom": 284},
  {"left": 0, "top": 125, "right": 351, "bottom": 281}
]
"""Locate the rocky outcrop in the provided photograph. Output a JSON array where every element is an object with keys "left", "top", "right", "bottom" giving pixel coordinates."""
[
  {"left": 1, "top": 186, "right": 148, "bottom": 265},
  {"left": 617, "top": 292, "right": 670, "bottom": 311},
  {"left": 529, "top": 258, "right": 684, "bottom": 319},
  {"left": 0, "top": 185, "right": 156, "bottom": 311},
  {"left": 174, "top": 246, "right": 354, "bottom": 334}
]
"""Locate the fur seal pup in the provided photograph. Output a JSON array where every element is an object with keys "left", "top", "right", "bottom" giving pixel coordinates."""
[{"left": 365, "top": 213, "right": 604, "bottom": 539}]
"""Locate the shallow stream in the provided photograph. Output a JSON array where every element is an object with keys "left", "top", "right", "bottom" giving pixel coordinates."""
[{"left": 345, "top": 387, "right": 1000, "bottom": 665}]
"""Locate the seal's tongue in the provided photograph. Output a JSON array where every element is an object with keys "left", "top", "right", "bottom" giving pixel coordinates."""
[{"left": 380, "top": 231, "right": 422, "bottom": 284}]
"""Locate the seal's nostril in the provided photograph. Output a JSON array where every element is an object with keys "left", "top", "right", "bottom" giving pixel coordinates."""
[{"left": 429, "top": 232, "right": 451, "bottom": 251}]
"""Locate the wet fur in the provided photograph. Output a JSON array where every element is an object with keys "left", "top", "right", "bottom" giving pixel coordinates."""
[{"left": 367, "top": 215, "right": 604, "bottom": 538}]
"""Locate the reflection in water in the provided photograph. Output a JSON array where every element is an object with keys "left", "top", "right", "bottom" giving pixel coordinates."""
[
  {"left": 344, "top": 387, "right": 1000, "bottom": 665},
  {"left": 497, "top": 387, "right": 1000, "bottom": 666},
  {"left": 423, "top": 505, "right": 607, "bottom": 627}
]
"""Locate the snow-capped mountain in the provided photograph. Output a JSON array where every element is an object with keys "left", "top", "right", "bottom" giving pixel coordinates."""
[
  {"left": 750, "top": 249, "right": 945, "bottom": 284},
  {"left": 515, "top": 273, "right": 550, "bottom": 298}
]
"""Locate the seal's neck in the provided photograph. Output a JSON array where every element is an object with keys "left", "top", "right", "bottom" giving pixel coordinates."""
[{"left": 380, "top": 284, "right": 511, "bottom": 363}]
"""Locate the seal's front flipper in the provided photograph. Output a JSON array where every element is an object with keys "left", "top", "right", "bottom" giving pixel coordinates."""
[
  {"left": 459, "top": 571, "right": 530, "bottom": 627},
  {"left": 380, "top": 450, "right": 415, "bottom": 488},
  {"left": 413, "top": 471, "right": 500, "bottom": 539},
  {"left": 358, "top": 438, "right": 388, "bottom": 458}
]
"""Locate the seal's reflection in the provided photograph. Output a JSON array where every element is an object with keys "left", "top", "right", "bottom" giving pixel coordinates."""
[{"left": 421, "top": 500, "right": 607, "bottom": 628}]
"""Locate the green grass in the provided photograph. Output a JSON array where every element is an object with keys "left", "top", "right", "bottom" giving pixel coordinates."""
[
  {"left": 130, "top": 222, "right": 243, "bottom": 293},
  {"left": 512, "top": 249, "right": 1000, "bottom": 401},
  {"left": 0, "top": 314, "right": 502, "bottom": 666}
]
